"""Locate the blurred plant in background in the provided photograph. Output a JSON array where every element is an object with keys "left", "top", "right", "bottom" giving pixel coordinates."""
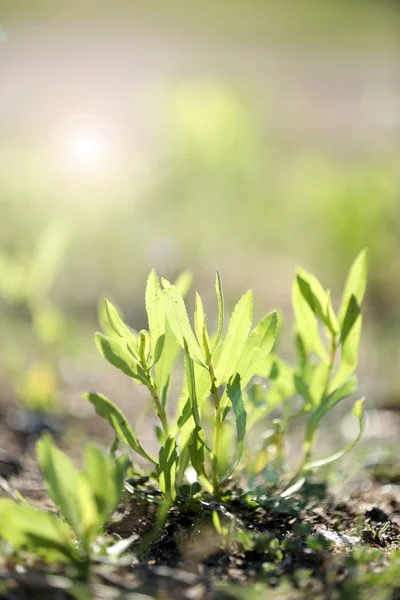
[
  {"left": 0, "top": 0, "right": 399, "bottom": 414},
  {"left": 0, "top": 222, "right": 69, "bottom": 411}
]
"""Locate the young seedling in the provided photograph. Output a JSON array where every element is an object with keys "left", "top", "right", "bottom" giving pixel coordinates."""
[
  {"left": 278, "top": 249, "right": 368, "bottom": 495},
  {"left": 86, "top": 270, "right": 278, "bottom": 499},
  {"left": 0, "top": 435, "right": 129, "bottom": 577}
]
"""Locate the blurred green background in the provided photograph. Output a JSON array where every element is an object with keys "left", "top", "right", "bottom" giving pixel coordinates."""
[{"left": 0, "top": 0, "right": 400, "bottom": 417}]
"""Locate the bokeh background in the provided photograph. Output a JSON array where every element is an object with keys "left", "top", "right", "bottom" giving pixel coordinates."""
[{"left": 1, "top": 1, "right": 400, "bottom": 467}]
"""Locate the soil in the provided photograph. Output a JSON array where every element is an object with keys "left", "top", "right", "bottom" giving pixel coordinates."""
[{"left": 0, "top": 405, "right": 399, "bottom": 600}]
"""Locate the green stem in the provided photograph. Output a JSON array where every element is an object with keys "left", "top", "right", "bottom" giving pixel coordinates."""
[
  {"left": 147, "top": 378, "right": 170, "bottom": 437},
  {"left": 209, "top": 363, "right": 221, "bottom": 499},
  {"left": 301, "top": 336, "right": 338, "bottom": 471},
  {"left": 281, "top": 336, "right": 339, "bottom": 496}
]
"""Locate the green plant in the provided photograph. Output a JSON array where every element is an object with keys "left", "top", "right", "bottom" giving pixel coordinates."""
[
  {"left": 86, "top": 270, "right": 278, "bottom": 500},
  {"left": 242, "top": 249, "right": 368, "bottom": 495},
  {"left": 0, "top": 435, "right": 129, "bottom": 577},
  {"left": 0, "top": 222, "right": 69, "bottom": 411},
  {"left": 86, "top": 250, "right": 367, "bottom": 502}
]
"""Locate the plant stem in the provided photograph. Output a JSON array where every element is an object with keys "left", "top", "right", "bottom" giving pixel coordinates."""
[
  {"left": 281, "top": 336, "right": 339, "bottom": 496},
  {"left": 301, "top": 336, "right": 338, "bottom": 471},
  {"left": 147, "top": 379, "right": 170, "bottom": 437},
  {"left": 208, "top": 363, "right": 221, "bottom": 499}
]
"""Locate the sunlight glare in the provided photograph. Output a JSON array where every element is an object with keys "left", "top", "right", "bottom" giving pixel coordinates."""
[{"left": 55, "top": 114, "right": 119, "bottom": 178}]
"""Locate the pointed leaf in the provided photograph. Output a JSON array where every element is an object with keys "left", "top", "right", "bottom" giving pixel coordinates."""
[
  {"left": 84, "top": 393, "right": 156, "bottom": 464},
  {"left": 156, "top": 437, "right": 179, "bottom": 501},
  {"left": 306, "top": 377, "right": 357, "bottom": 444},
  {"left": 212, "top": 270, "right": 224, "bottom": 353},
  {"left": 155, "top": 321, "right": 181, "bottom": 407},
  {"left": 145, "top": 270, "right": 166, "bottom": 362},
  {"left": 162, "top": 284, "right": 206, "bottom": 366},
  {"left": 215, "top": 290, "right": 253, "bottom": 385},
  {"left": 226, "top": 374, "right": 247, "bottom": 468},
  {"left": 332, "top": 295, "right": 362, "bottom": 388},
  {"left": 188, "top": 428, "right": 205, "bottom": 476},
  {"left": 36, "top": 435, "right": 81, "bottom": 537},
  {"left": 292, "top": 276, "right": 328, "bottom": 362},
  {"left": 233, "top": 311, "right": 278, "bottom": 389},
  {"left": 339, "top": 248, "right": 368, "bottom": 323},
  {"left": 184, "top": 340, "right": 202, "bottom": 430},
  {"left": 83, "top": 445, "right": 128, "bottom": 523},
  {"left": 95, "top": 333, "right": 150, "bottom": 385},
  {"left": 194, "top": 293, "right": 210, "bottom": 356}
]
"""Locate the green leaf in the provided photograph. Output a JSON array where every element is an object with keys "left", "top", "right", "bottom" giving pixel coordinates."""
[
  {"left": 296, "top": 272, "right": 326, "bottom": 323},
  {"left": 233, "top": 311, "right": 278, "bottom": 389},
  {"left": 153, "top": 272, "right": 192, "bottom": 399},
  {"left": 95, "top": 333, "right": 150, "bottom": 385},
  {"left": 84, "top": 393, "right": 156, "bottom": 464},
  {"left": 0, "top": 498, "right": 76, "bottom": 562},
  {"left": 339, "top": 248, "right": 368, "bottom": 323},
  {"left": 145, "top": 270, "right": 166, "bottom": 363},
  {"left": 156, "top": 437, "right": 179, "bottom": 501},
  {"left": 340, "top": 295, "right": 361, "bottom": 345},
  {"left": 226, "top": 374, "right": 247, "bottom": 465},
  {"left": 308, "top": 363, "right": 331, "bottom": 407},
  {"left": 212, "top": 270, "right": 224, "bottom": 354},
  {"left": 174, "top": 271, "right": 193, "bottom": 297},
  {"left": 138, "top": 329, "right": 150, "bottom": 365},
  {"left": 105, "top": 300, "right": 133, "bottom": 341},
  {"left": 193, "top": 293, "right": 210, "bottom": 356},
  {"left": 188, "top": 427, "right": 205, "bottom": 477},
  {"left": 184, "top": 340, "right": 202, "bottom": 430},
  {"left": 83, "top": 445, "right": 128, "bottom": 525},
  {"left": 162, "top": 283, "right": 206, "bottom": 366},
  {"left": 155, "top": 321, "right": 180, "bottom": 406},
  {"left": 305, "top": 378, "right": 357, "bottom": 444},
  {"left": 305, "top": 398, "right": 365, "bottom": 470},
  {"left": 297, "top": 273, "right": 339, "bottom": 337},
  {"left": 36, "top": 435, "right": 82, "bottom": 537},
  {"left": 325, "top": 290, "right": 339, "bottom": 335},
  {"left": 74, "top": 474, "right": 99, "bottom": 545},
  {"left": 292, "top": 276, "right": 328, "bottom": 362},
  {"left": 332, "top": 295, "right": 362, "bottom": 389},
  {"left": 215, "top": 290, "right": 253, "bottom": 385}
]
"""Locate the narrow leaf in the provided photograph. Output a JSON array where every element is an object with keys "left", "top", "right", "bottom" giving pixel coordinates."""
[
  {"left": 36, "top": 435, "right": 81, "bottom": 537},
  {"left": 188, "top": 428, "right": 205, "bottom": 476},
  {"left": 157, "top": 437, "right": 179, "bottom": 501},
  {"left": 292, "top": 276, "right": 328, "bottom": 362},
  {"left": 95, "top": 333, "right": 150, "bottom": 385},
  {"left": 215, "top": 290, "right": 253, "bottom": 385},
  {"left": 332, "top": 296, "right": 362, "bottom": 388},
  {"left": 226, "top": 374, "right": 247, "bottom": 467},
  {"left": 339, "top": 248, "right": 368, "bottom": 324},
  {"left": 306, "top": 377, "right": 357, "bottom": 443},
  {"left": 155, "top": 321, "right": 180, "bottom": 407},
  {"left": 162, "top": 284, "right": 206, "bottom": 366},
  {"left": 194, "top": 293, "right": 210, "bottom": 355},
  {"left": 184, "top": 340, "right": 202, "bottom": 429},
  {"left": 145, "top": 270, "right": 166, "bottom": 362},
  {"left": 84, "top": 393, "right": 156, "bottom": 464},
  {"left": 212, "top": 270, "right": 224, "bottom": 353},
  {"left": 233, "top": 311, "right": 278, "bottom": 389}
]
